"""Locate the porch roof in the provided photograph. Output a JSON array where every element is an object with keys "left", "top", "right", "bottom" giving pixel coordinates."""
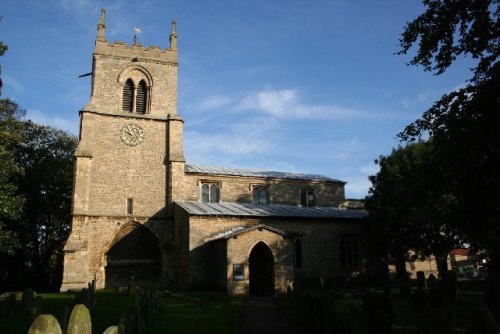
[
  {"left": 204, "top": 224, "right": 292, "bottom": 243},
  {"left": 174, "top": 201, "right": 367, "bottom": 219}
]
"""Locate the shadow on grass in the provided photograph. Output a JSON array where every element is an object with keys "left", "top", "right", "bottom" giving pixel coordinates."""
[{"left": 1, "top": 290, "right": 244, "bottom": 334}]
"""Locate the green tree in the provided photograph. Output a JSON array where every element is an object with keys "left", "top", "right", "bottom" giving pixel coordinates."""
[
  {"left": 0, "top": 98, "right": 77, "bottom": 291},
  {"left": 366, "top": 141, "right": 462, "bottom": 278},
  {"left": 396, "top": 0, "right": 500, "bottom": 276},
  {"left": 0, "top": 99, "right": 24, "bottom": 256}
]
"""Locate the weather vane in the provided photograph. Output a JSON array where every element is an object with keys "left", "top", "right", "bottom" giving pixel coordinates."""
[{"left": 133, "top": 26, "right": 141, "bottom": 44}]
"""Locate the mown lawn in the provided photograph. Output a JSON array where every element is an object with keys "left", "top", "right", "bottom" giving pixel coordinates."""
[{"left": 0, "top": 290, "right": 243, "bottom": 334}]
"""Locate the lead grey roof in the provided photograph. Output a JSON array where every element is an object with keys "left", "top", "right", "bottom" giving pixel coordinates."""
[
  {"left": 185, "top": 164, "right": 344, "bottom": 183},
  {"left": 204, "top": 224, "right": 291, "bottom": 243},
  {"left": 175, "top": 201, "right": 367, "bottom": 219}
]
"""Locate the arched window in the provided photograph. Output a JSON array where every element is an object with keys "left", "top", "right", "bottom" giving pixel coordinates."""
[
  {"left": 122, "top": 79, "right": 134, "bottom": 112},
  {"left": 201, "top": 182, "right": 220, "bottom": 203},
  {"left": 253, "top": 186, "right": 269, "bottom": 204},
  {"left": 136, "top": 80, "right": 147, "bottom": 114}
]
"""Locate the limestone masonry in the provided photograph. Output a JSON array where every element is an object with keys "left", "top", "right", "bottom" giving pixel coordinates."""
[{"left": 61, "top": 9, "right": 368, "bottom": 295}]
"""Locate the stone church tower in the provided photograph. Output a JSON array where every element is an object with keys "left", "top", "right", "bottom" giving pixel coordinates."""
[{"left": 61, "top": 10, "right": 184, "bottom": 291}]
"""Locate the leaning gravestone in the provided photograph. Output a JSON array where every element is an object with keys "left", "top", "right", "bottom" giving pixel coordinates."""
[
  {"left": 67, "top": 304, "right": 91, "bottom": 334},
  {"left": 28, "top": 314, "right": 62, "bottom": 334}
]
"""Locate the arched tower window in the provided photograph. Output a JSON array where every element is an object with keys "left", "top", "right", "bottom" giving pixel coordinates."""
[
  {"left": 122, "top": 79, "right": 134, "bottom": 112},
  {"left": 136, "top": 80, "right": 148, "bottom": 114}
]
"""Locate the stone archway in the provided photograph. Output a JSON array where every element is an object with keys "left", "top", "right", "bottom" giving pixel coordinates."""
[
  {"left": 105, "top": 223, "right": 161, "bottom": 288},
  {"left": 249, "top": 242, "right": 275, "bottom": 296}
]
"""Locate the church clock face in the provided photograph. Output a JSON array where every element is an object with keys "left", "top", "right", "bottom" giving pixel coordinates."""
[{"left": 120, "top": 123, "right": 144, "bottom": 146}]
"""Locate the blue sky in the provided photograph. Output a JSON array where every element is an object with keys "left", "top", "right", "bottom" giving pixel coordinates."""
[{"left": 1, "top": 0, "right": 474, "bottom": 198}]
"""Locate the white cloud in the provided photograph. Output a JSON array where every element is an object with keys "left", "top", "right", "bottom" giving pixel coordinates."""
[
  {"left": 199, "top": 95, "right": 233, "bottom": 111},
  {"left": 238, "top": 89, "right": 368, "bottom": 120},
  {"left": 26, "top": 109, "right": 79, "bottom": 135},
  {"left": 344, "top": 176, "right": 371, "bottom": 199}
]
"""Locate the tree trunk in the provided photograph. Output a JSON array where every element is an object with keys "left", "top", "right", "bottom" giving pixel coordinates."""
[{"left": 435, "top": 253, "right": 449, "bottom": 278}]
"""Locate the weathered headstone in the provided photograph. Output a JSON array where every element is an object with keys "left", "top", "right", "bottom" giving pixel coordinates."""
[
  {"left": 31, "top": 296, "right": 44, "bottom": 322},
  {"left": 102, "top": 326, "right": 119, "bottom": 334},
  {"left": 416, "top": 271, "right": 426, "bottom": 288},
  {"left": 4, "top": 292, "right": 17, "bottom": 318},
  {"left": 28, "top": 314, "right": 62, "bottom": 334},
  {"left": 443, "top": 270, "right": 457, "bottom": 304},
  {"left": 427, "top": 273, "right": 437, "bottom": 288},
  {"left": 67, "top": 304, "right": 91, "bottom": 334},
  {"left": 22, "top": 288, "right": 34, "bottom": 312}
]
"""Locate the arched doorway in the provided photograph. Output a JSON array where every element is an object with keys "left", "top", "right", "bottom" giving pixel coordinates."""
[
  {"left": 249, "top": 242, "right": 275, "bottom": 296},
  {"left": 105, "top": 224, "right": 161, "bottom": 288}
]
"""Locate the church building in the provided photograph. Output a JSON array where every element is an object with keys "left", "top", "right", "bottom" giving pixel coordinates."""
[{"left": 61, "top": 10, "right": 368, "bottom": 295}]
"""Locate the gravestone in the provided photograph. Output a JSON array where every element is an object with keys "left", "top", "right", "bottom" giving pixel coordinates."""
[
  {"left": 102, "top": 326, "right": 119, "bottom": 334},
  {"left": 31, "top": 296, "right": 44, "bottom": 322},
  {"left": 28, "top": 314, "right": 62, "bottom": 334},
  {"left": 443, "top": 270, "right": 457, "bottom": 304},
  {"left": 22, "top": 288, "right": 34, "bottom": 312},
  {"left": 427, "top": 274, "right": 437, "bottom": 288},
  {"left": 416, "top": 271, "right": 426, "bottom": 288},
  {"left": 3, "top": 292, "right": 17, "bottom": 318},
  {"left": 67, "top": 304, "right": 91, "bottom": 334}
]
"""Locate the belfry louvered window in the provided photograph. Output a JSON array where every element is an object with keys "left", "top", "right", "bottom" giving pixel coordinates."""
[
  {"left": 122, "top": 79, "right": 134, "bottom": 112},
  {"left": 136, "top": 80, "right": 147, "bottom": 114}
]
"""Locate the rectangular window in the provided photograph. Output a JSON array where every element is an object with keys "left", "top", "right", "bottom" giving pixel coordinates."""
[
  {"left": 300, "top": 188, "right": 317, "bottom": 207},
  {"left": 252, "top": 186, "right": 269, "bottom": 204},
  {"left": 294, "top": 238, "right": 303, "bottom": 269},
  {"left": 233, "top": 264, "right": 244, "bottom": 281},
  {"left": 340, "top": 234, "right": 359, "bottom": 267},
  {"left": 201, "top": 182, "right": 220, "bottom": 203},
  {"left": 127, "top": 198, "right": 133, "bottom": 214}
]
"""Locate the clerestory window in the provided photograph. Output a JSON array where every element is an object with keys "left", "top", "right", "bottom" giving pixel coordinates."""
[
  {"left": 201, "top": 182, "right": 220, "bottom": 203},
  {"left": 300, "top": 188, "right": 317, "bottom": 207},
  {"left": 252, "top": 186, "right": 269, "bottom": 204}
]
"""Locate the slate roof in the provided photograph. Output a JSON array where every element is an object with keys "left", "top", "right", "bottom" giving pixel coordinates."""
[
  {"left": 175, "top": 201, "right": 368, "bottom": 219},
  {"left": 184, "top": 164, "right": 344, "bottom": 183},
  {"left": 204, "top": 224, "right": 291, "bottom": 243}
]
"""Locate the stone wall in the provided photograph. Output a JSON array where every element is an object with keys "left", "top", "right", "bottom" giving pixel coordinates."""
[
  {"left": 180, "top": 173, "right": 345, "bottom": 207},
  {"left": 183, "top": 214, "right": 367, "bottom": 294},
  {"left": 73, "top": 112, "right": 168, "bottom": 217}
]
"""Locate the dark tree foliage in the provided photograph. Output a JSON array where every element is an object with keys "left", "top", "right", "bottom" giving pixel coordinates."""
[
  {"left": 366, "top": 142, "right": 462, "bottom": 278},
  {"left": 0, "top": 99, "right": 24, "bottom": 256},
  {"left": 397, "top": 0, "right": 499, "bottom": 82},
  {"left": 396, "top": 0, "right": 500, "bottom": 274},
  {"left": 0, "top": 98, "right": 77, "bottom": 291}
]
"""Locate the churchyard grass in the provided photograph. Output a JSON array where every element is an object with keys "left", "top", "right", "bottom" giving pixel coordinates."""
[
  {"left": 277, "top": 288, "right": 484, "bottom": 333},
  {"left": 0, "top": 290, "right": 243, "bottom": 334}
]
